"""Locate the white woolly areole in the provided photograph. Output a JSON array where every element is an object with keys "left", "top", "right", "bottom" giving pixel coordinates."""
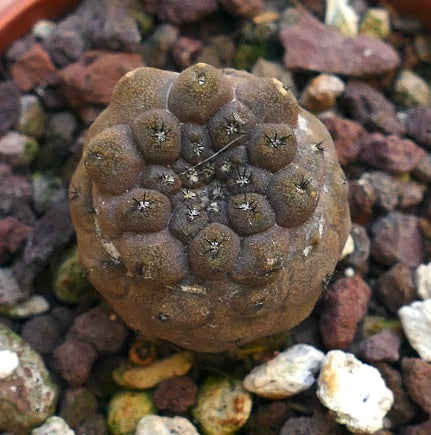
[
  {"left": 0, "top": 350, "right": 19, "bottom": 379},
  {"left": 317, "top": 350, "right": 393, "bottom": 434}
]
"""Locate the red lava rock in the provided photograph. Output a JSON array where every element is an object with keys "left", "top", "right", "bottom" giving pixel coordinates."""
[
  {"left": 342, "top": 82, "right": 406, "bottom": 136},
  {"left": 413, "top": 153, "right": 431, "bottom": 183},
  {"left": 172, "top": 37, "right": 203, "bottom": 68},
  {"left": 376, "top": 362, "right": 416, "bottom": 428},
  {"left": 401, "top": 358, "right": 431, "bottom": 414},
  {"left": 219, "top": 0, "right": 264, "bottom": 18},
  {"left": 377, "top": 262, "right": 416, "bottom": 313},
  {"left": 76, "top": 414, "right": 108, "bottom": 435},
  {"left": 371, "top": 212, "right": 424, "bottom": 267},
  {"left": 247, "top": 401, "right": 289, "bottom": 434},
  {"left": 319, "top": 275, "right": 371, "bottom": 349},
  {"left": 69, "top": 306, "right": 127, "bottom": 354},
  {"left": 0, "top": 217, "right": 32, "bottom": 263},
  {"left": 13, "top": 200, "right": 74, "bottom": 293},
  {"left": 401, "top": 418, "right": 431, "bottom": 435},
  {"left": 322, "top": 116, "right": 365, "bottom": 166},
  {"left": 348, "top": 177, "right": 378, "bottom": 218},
  {"left": 153, "top": 376, "right": 198, "bottom": 413},
  {"left": 359, "top": 133, "right": 425, "bottom": 175},
  {"left": 60, "top": 387, "right": 98, "bottom": 429},
  {"left": 398, "top": 181, "right": 425, "bottom": 209},
  {"left": 280, "top": 414, "right": 341, "bottom": 435},
  {"left": 53, "top": 337, "right": 98, "bottom": 387},
  {"left": 143, "top": 0, "right": 218, "bottom": 24},
  {"left": 280, "top": 13, "right": 400, "bottom": 77},
  {"left": 59, "top": 51, "right": 144, "bottom": 108},
  {"left": 406, "top": 105, "right": 431, "bottom": 149},
  {"left": 10, "top": 43, "right": 57, "bottom": 92},
  {"left": 21, "top": 314, "right": 63, "bottom": 354},
  {"left": 0, "top": 81, "right": 20, "bottom": 136},
  {"left": 362, "top": 171, "right": 400, "bottom": 212},
  {"left": 356, "top": 329, "right": 401, "bottom": 362}
]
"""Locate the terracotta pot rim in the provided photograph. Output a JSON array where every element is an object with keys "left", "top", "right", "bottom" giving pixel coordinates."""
[{"left": 0, "top": 0, "right": 81, "bottom": 55}]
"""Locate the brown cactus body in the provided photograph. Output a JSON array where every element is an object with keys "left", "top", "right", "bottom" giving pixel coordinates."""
[{"left": 70, "top": 63, "right": 350, "bottom": 352}]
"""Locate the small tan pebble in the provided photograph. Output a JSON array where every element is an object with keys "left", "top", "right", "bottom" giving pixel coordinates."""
[
  {"left": 300, "top": 74, "right": 345, "bottom": 113},
  {"left": 113, "top": 351, "right": 195, "bottom": 389}
]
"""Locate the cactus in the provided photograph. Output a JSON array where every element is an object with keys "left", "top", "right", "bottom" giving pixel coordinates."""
[{"left": 70, "top": 63, "right": 350, "bottom": 352}]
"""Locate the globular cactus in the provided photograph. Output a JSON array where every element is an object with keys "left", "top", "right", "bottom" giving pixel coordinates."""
[{"left": 70, "top": 63, "right": 350, "bottom": 352}]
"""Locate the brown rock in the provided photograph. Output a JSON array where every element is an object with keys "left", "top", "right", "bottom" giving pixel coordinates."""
[
  {"left": 319, "top": 275, "right": 371, "bottom": 349},
  {"left": 413, "top": 153, "right": 431, "bottom": 183},
  {"left": 219, "top": 0, "right": 263, "bottom": 18},
  {"left": 20, "top": 314, "right": 63, "bottom": 355},
  {"left": 342, "top": 82, "right": 405, "bottom": 136},
  {"left": 371, "top": 212, "right": 424, "bottom": 267},
  {"left": 0, "top": 81, "right": 20, "bottom": 136},
  {"left": 376, "top": 363, "right": 415, "bottom": 428},
  {"left": 407, "top": 105, "right": 431, "bottom": 149},
  {"left": 69, "top": 306, "right": 127, "bottom": 354},
  {"left": 172, "top": 37, "right": 203, "bottom": 68},
  {"left": 280, "top": 414, "right": 341, "bottom": 435},
  {"left": 280, "top": 13, "right": 400, "bottom": 77},
  {"left": 343, "top": 224, "right": 370, "bottom": 273},
  {"left": 144, "top": 0, "right": 218, "bottom": 24},
  {"left": 0, "top": 217, "right": 32, "bottom": 263},
  {"left": 402, "top": 357, "right": 431, "bottom": 413},
  {"left": 377, "top": 262, "right": 416, "bottom": 313},
  {"left": 10, "top": 43, "right": 57, "bottom": 92},
  {"left": 401, "top": 418, "right": 431, "bottom": 435},
  {"left": 53, "top": 337, "right": 98, "bottom": 387},
  {"left": 153, "top": 376, "right": 197, "bottom": 413},
  {"left": 246, "top": 401, "right": 289, "bottom": 434},
  {"left": 356, "top": 329, "right": 401, "bottom": 362},
  {"left": 322, "top": 116, "right": 365, "bottom": 166},
  {"left": 359, "top": 133, "right": 426, "bottom": 175},
  {"left": 59, "top": 51, "right": 144, "bottom": 107},
  {"left": 0, "top": 163, "right": 35, "bottom": 226},
  {"left": 13, "top": 201, "right": 74, "bottom": 294}
]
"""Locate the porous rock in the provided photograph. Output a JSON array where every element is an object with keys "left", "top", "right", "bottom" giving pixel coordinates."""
[
  {"left": 31, "top": 416, "right": 74, "bottom": 435},
  {"left": 319, "top": 275, "right": 371, "bottom": 349},
  {"left": 280, "top": 13, "right": 400, "bottom": 77},
  {"left": 135, "top": 415, "right": 199, "bottom": 435},
  {"left": 243, "top": 343, "right": 324, "bottom": 398},
  {"left": 401, "top": 357, "right": 431, "bottom": 413},
  {"left": 0, "top": 324, "right": 57, "bottom": 433},
  {"left": 399, "top": 300, "right": 431, "bottom": 362},
  {"left": 414, "top": 262, "right": 431, "bottom": 299},
  {"left": 317, "top": 350, "right": 394, "bottom": 433}
]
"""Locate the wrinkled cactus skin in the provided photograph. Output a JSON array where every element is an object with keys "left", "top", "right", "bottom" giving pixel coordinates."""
[{"left": 70, "top": 63, "right": 350, "bottom": 352}]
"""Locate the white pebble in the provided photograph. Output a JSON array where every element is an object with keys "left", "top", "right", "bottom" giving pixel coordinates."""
[
  {"left": 4, "top": 295, "right": 49, "bottom": 318},
  {"left": 414, "top": 263, "right": 431, "bottom": 299},
  {"left": 317, "top": 350, "right": 393, "bottom": 434},
  {"left": 135, "top": 415, "right": 199, "bottom": 435},
  {"left": 243, "top": 344, "right": 324, "bottom": 399},
  {"left": 31, "top": 416, "right": 75, "bottom": 435},
  {"left": 0, "top": 350, "right": 19, "bottom": 379},
  {"left": 399, "top": 299, "right": 431, "bottom": 361}
]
